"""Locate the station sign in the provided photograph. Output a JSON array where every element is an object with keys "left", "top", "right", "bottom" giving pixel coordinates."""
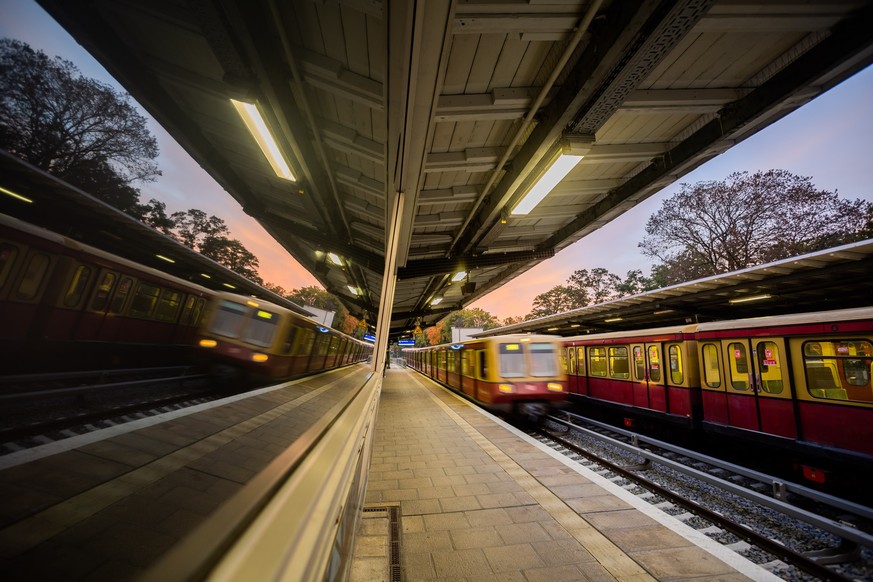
[{"left": 397, "top": 339, "right": 415, "bottom": 346}]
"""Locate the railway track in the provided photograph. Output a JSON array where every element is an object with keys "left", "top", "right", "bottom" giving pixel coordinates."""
[
  {"left": 0, "top": 366, "right": 215, "bottom": 453},
  {"left": 531, "top": 411, "right": 873, "bottom": 581}
]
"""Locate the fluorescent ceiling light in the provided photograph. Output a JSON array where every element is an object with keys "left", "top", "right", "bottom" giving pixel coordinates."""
[
  {"left": 348, "top": 285, "right": 359, "bottom": 295},
  {"left": 0, "top": 186, "right": 33, "bottom": 203},
  {"left": 223, "top": 283, "right": 236, "bottom": 289},
  {"left": 511, "top": 153, "right": 583, "bottom": 215},
  {"left": 431, "top": 297, "right": 443, "bottom": 305},
  {"left": 327, "top": 252, "right": 343, "bottom": 266},
  {"left": 451, "top": 271, "right": 467, "bottom": 282},
  {"left": 729, "top": 294, "right": 772, "bottom": 304},
  {"left": 156, "top": 254, "right": 175, "bottom": 263},
  {"left": 200, "top": 273, "right": 212, "bottom": 279},
  {"left": 230, "top": 99, "right": 296, "bottom": 181},
  {"left": 604, "top": 317, "right": 623, "bottom": 323}
]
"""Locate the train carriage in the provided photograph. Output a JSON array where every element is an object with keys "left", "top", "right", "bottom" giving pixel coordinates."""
[
  {"left": 403, "top": 334, "right": 567, "bottom": 417},
  {"left": 563, "top": 325, "right": 701, "bottom": 426},
  {"left": 560, "top": 307, "right": 873, "bottom": 483},
  {"left": 0, "top": 213, "right": 211, "bottom": 372},
  {"left": 694, "top": 308, "right": 873, "bottom": 464}
]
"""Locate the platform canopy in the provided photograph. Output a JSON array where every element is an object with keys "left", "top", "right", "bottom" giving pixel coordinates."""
[{"left": 36, "top": 0, "right": 873, "bottom": 335}]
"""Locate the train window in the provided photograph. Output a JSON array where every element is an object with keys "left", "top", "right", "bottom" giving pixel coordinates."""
[
  {"left": 478, "top": 350, "right": 487, "bottom": 379},
  {"left": 63, "top": 265, "right": 92, "bottom": 307},
  {"left": 447, "top": 350, "right": 458, "bottom": 373},
  {"left": 633, "top": 346, "right": 645, "bottom": 381},
  {"left": 209, "top": 300, "right": 248, "bottom": 337},
  {"left": 462, "top": 350, "right": 475, "bottom": 377},
  {"left": 155, "top": 289, "right": 183, "bottom": 322},
  {"left": 701, "top": 344, "right": 721, "bottom": 388},
  {"left": 608, "top": 347, "right": 629, "bottom": 379},
  {"left": 668, "top": 345, "right": 683, "bottom": 384},
  {"left": 755, "top": 341, "right": 783, "bottom": 394},
  {"left": 576, "top": 347, "right": 585, "bottom": 375},
  {"left": 727, "top": 342, "right": 750, "bottom": 391},
  {"left": 647, "top": 346, "right": 661, "bottom": 383},
  {"left": 589, "top": 347, "right": 607, "bottom": 377},
  {"left": 530, "top": 343, "right": 559, "bottom": 376},
  {"left": 0, "top": 243, "right": 19, "bottom": 290},
  {"left": 89, "top": 271, "right": 117, "bottom": 311},
  {"left": 300, "top": 329, "right": 316, "bottom": 356},
  {"left": 15, "top": 252, "right": 50, "bottom": 300},
  {"left": 282, "top": 325, "right": 300, "bottom": 354},
  {"left": 245, "top": 309, "right": 280, "bottom": 347},
  {"left": 804, "top": 340, "right": 872, "bottom": 402},
  {"left": 567, "top": 347, "right": 576, "bottom": 375},
  {"left": 109, "top": 277, "right": 134, "bottom": 313},
  {"left": 498, "top": 343, "right": 525, "bottom": 378},
  {"left": 129, "top": 283, "right": 161, "bottom": 318}
]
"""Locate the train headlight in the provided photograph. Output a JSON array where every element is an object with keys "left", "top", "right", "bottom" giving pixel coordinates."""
[
  {"left": 547, "top": 382, "right": 563, "bottom": 392},
  {"left": 498, "top": 383, "right": 514, "bottom": 393},
  {"left": 252, "top": 353, "right": 269, "bottom": 363},
  {"left": 199, "top": 339, "right": 217, "bottom": 348}
]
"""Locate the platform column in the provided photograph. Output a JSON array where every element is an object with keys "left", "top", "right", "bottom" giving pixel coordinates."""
[{"left": 372, "top": 190, "right": 404, "bottom": 372}]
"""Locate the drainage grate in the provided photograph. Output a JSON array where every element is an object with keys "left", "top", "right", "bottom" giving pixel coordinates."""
[{"left": 361, "top": 505, "right": 402, "bottom": 582}]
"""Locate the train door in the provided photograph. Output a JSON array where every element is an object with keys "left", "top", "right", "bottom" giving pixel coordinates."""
[
  {"left": 631, "top": 344, "right": 649, "bottom": 408},
  {"left": 644, "top": 343, "right": 667, "bottom": 412},
  {"left": 750, "top": 337, "right": 796, "bottom": 438},
  {"left": 475, "top": 349, "right": 488, "bottom": 401}
]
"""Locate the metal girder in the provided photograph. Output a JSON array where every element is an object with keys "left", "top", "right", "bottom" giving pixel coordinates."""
[
  {"left": 397, "top": 248, "right": 556, "bottom": 280},
  {"left": 540, "top": 1, "right": 873, "bottom": 251}
]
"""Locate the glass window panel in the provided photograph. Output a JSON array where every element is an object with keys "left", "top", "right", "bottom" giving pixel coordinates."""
[
  {"left": 499, "top": 342, "right": 525, "bottom": 377},
  {"left": 608, "top": 346, "right": 629, "bottom": 379},
  {"left": 16, "top": 253, "right": 50, "bottom": 300},
  {"left": 669, "top": 345, "right": 683, "bottom": 384},
  {"left": 702, "top": 343, "right": 721, "bottom": 388}
]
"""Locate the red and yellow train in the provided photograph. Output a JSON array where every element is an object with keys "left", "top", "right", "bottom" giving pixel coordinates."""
[
  {"left": 0, "top": 213, "right": 371, "bottom": 377},
  {"left": 195, "top": 291, "right": 372, "bottom": 381},
  {"left": 561, "top": 307, "right": 873, "bottom": 482},
  {"left": 402, "top": 334, "right": 567, "bottom": 417}
]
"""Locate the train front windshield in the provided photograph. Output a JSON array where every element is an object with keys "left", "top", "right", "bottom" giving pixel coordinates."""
[
  {"left": 208, "top": 300, "right": 279, "bottom": 347},
  {"left": 498, "top": 341, "right": 559, "bottom": 378},
  {"left": 529, "top": 342, "right": 559, "bottom": 376}
]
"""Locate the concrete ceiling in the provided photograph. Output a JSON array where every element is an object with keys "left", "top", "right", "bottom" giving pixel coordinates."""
[{"left": 36, "top": 0, "right": 873, "bottom": 335}]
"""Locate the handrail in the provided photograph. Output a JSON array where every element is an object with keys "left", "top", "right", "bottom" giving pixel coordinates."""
[{"left": 144, "top": 372, "right": 382, "bottom": 581}]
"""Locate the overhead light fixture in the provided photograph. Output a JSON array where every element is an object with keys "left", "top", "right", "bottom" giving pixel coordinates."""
[
  {"left": 0, "top": 186, "right": 33, "bottom": 203},
  {"left": 653, "top": 309, "right": 674, "bottom": 315},
  {"left": 156, "top": 254, "right": 175, "bottom": 263},
  {"left": 547, "top": 327, "right": 559, "bottom": 331},
  {"left": 604, "top": 317, "right": 623, "bottom": 323},
  {"left": 452, "top": 271, "right": 467, "bottom": 282},
  {"left": 327, "top": 252, "right": 343, "bottom": 266},
  {"left": 431, "top": 297, "right": 443, "bottom": 305},
  {"left": 570, "top": 324, "right": 580, "bottom": 328},
  {"left": 223, "top": 283, "right": 237, "bottom": 289},
  {"left": 200, "top": 273, "right": 212, "bottom": 279},
  {"left": 230, "top": 99, "right": 296, "bottom": 181},
  {"left": 729, "top": 294, "right": 772, "bottom": 304},
  {"left": 348, "top": 285, "right": 359, "bottom": 296},
  {"left": 511, "top": 136, "right": 593, "bottom": 216}
]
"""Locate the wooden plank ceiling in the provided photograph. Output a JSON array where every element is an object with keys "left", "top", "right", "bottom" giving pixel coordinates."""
[{"left": 38, "top": 0, "right": 873, "bottom": 334}]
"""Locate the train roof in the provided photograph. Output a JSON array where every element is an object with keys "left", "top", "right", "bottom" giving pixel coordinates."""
[
  {"left": 401, "top": 333, "right": 563, "bottom": 350},
  {"left": 1, "top": 212, "right": 213, "bottom": 295},
  {"left": 562, "top": 324, "right": 699, "bottom": 344},
  {"left": 694, "top": 306, "right": 873, "bottom": 332}
]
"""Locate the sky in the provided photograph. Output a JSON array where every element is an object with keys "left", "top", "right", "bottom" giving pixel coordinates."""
[{"left": 2, "top": 1, "right": 872, "bottom": 320}]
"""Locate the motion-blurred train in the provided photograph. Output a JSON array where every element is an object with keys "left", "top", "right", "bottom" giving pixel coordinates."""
[
  {"left": 195, "top": 291, "right": 372, "bottom": 381},
  {"left": 560, "top": 307, "right": 873, "bottom": 484},
  {"left": 0, "top": 213, "right": 371, "bottom": 376},
  {"left": 402, "top": 334, "right": 567, "bottom": 417}
]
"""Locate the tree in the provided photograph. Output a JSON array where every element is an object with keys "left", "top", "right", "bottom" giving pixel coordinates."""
[
  {"left": 425, "top": 321, "right": 448, "bottom": 346},
  {"left": 567, "top": 268, "right": 621, "bottom": 304},
  {"left": 199, "top": 237, "right": 261, "bottom": 283},
  {"left": 170, "top": 209, "right": 229, "bottom": 249},
  {"left": 133, "top": 198, "right": 176, "bottom": 234},
  {"left": 0, "top": 38, "right": 159, "bottom": 190},
  {"left": 528, "top": 285, "right": 588, "bottom": 319},
  {"left": 614, "top": 269, "right": 660, "bottom": 296},
  {"left": 286, "top": 286, "right": 348, "bottom": 328},
  {"left": 447, "top": 308, "right": 500, "bottom": 330},
  {"left": 639, "top": 170, "right": 869, "bottom": 283}
]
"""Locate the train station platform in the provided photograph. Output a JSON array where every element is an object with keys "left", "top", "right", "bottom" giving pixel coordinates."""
[{"left": 356, "top": 366, "right": 777, "bottom": 581}]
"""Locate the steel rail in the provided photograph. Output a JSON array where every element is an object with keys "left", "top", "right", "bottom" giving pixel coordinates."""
[{"left": 538, "top": 423, "right": 855, "bottom": 582}]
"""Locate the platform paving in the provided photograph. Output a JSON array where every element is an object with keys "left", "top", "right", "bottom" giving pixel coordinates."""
[{"left": 363, "top": 366, "right": 777, "bottom": 581}]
